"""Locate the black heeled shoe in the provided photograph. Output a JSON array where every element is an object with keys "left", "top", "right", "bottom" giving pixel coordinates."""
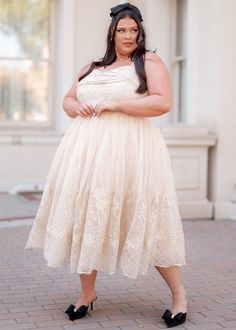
[
  {"left": 65, "top": 304, "right": 76, "bottom": 315},
  {"left": 162, "top": 309, "right": 187, "bottom": 328},
  {"left": 66, "top": 297, "right": 97, "bottom": 321}
]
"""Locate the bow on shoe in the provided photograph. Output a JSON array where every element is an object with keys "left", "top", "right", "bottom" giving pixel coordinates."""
[
  {"left": 64, "top": 304, "right": 76, "bottom": 315},
  {"left": 69, "top": 305, "right": 89, "bottom": 321},
  {"left": 65, "top": 297, "right": 97, "bottom": 321},
  {"left": 162, "top": 309, "right": 187, "bottom": 328},
  {"left": 162, "top": 309, "right": 172, "bottom": 321}
]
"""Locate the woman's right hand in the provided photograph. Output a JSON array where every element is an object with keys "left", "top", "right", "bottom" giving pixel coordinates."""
[{"left": 75, "top": 102, "right": 95, "bottom": 117}]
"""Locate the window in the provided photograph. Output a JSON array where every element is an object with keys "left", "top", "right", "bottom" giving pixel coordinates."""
[
  {"left": 172, "top": 0, "right": 187, "bottom": 123},
  {"left": 0, "top": 0, "right": 52, "bottom": 127}
]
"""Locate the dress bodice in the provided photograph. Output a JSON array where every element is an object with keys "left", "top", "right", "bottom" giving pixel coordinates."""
[{"left": 76, "top": 63, "right": 143, "bottom": 107}]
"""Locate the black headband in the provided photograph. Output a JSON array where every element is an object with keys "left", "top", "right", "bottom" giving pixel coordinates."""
[{"left": 110, "top": 3, "right": 143, "bottom": 22}]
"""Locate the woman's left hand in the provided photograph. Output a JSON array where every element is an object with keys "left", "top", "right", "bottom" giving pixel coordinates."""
[{"left": 94, "top": 101, "right": 117, "bottom": 116}]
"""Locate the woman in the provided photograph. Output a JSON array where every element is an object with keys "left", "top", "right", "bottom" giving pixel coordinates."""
[{"left": 25, "top": 3, "right": 188, "bottom": 328}]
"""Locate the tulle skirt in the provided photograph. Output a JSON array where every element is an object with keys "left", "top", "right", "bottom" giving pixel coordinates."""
[{"left": 25, "top": 112, "right": 186, "bottom": 279}]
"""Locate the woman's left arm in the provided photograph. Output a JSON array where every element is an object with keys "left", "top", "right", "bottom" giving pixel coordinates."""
[{"left": 94, "top": 52, "right": 172, "bottom": 117}]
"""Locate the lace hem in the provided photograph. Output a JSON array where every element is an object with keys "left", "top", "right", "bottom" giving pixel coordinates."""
[{"left": 25, "top": 183, "right": 186, "bottom": 279}]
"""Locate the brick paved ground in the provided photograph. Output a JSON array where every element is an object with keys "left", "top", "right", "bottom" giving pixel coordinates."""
[{"left": 0, "top": 219, "right": 236, "bottom": 330}]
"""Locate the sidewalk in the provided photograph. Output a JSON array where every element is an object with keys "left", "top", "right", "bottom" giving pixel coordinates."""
[{"left": 0, "top": 218, "right": 236, "bottom": 330}]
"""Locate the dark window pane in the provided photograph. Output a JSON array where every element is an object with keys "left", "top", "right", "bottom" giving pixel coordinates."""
[{"left": 176, "top": 0, "right": 186, "bottom": 57}]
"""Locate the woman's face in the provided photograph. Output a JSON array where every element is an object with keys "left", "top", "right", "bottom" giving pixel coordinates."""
[{"left": 114, "top": 16, "right": 139, "bottom": 57}]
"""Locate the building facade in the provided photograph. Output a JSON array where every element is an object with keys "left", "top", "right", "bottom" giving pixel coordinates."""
[{"left": 0, "top": 0, "right": 236, "bottom": 220}]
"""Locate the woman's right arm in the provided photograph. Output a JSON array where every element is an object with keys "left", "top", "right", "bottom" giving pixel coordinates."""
[
  {"left": 62, "top": 63, "right": 94, "bottom": 118},
  {"left": 62, "top": 75, "right": 81, "bottom": 118}
]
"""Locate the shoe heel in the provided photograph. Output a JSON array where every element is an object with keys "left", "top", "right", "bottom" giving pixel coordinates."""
[{"left": 90, "top": 296, "right": 97, "bottom": 311}]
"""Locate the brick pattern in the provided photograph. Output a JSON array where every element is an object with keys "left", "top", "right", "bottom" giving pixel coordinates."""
[{"left": 0, "top": 219, "right": 236, "bottom": 329}]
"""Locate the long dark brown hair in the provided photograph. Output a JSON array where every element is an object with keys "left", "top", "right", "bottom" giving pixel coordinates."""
[{"left": 79, "top": 9, "right": 148, "bottom": 94}]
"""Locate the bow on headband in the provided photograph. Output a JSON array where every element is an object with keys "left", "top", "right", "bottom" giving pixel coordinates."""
[{"left": 110, "top": 3, "right": 143, "bottom": 21}]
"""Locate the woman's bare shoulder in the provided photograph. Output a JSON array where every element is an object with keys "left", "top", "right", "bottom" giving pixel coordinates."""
[
  {"left": 144, "top": 51, "right": 169, "bottom": 76},
  {"left": 79, "top": 61, "right": 92, "bottom": 78},
  {"left": 79, "top": 57, "right": 103, "bottom": 77},
  {"left": 145, "top": 51, "right": 163, "bottom": 65}
]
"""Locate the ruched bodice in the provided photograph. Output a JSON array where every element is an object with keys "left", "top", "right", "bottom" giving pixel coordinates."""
[{"left": 77, "top": 63, "right": 142, "bottom": 106}]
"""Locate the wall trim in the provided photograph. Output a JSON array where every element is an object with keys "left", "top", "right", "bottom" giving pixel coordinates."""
[
  {"left": 179, "top": 200, "right": 213, "bottom": 220},
  {"left": 213, "top": 202, "right": 234, "bottom": 220},
  {"left": 162, "top": 124, "right": 216, "bottom": 147},
  {"left": 0, "top": 133, "right": 62, "bottom": 145}
]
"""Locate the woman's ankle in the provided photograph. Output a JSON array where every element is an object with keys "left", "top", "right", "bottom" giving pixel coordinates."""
[
  {"left": 75, "top": 290, "right": 96, "bottom": 307},
  {"left": 172, "top": 286, "right": 187, "bottom": 298},
  {"left": 80, "top": 289, "right": 96, "bottom": 296}
]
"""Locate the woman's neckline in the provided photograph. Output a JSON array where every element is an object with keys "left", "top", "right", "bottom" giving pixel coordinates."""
[{"left": 94, "top": 61, "right": 134, "bottom": 73}]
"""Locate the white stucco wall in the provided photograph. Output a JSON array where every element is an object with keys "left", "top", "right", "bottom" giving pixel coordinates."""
[
  {"left": 184, "top": 0, "right": 236, "bottom": 218},
  {"left": 1, "top": 0, "right": 235, "bottom": 220}
]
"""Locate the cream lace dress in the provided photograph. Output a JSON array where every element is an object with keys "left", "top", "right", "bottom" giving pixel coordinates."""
[{"left": 24, "top": 62, "right": 186, "bottom": 279}]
